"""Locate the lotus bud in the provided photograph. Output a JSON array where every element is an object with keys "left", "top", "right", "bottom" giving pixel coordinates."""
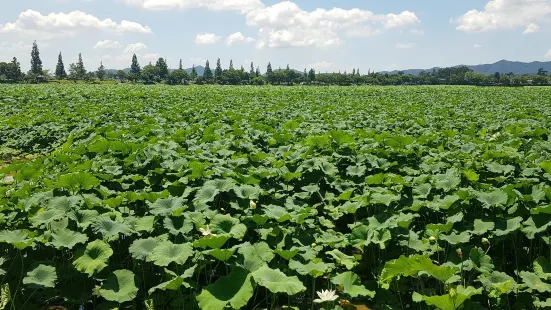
[
  {"left": 311, "top": 243, "right": 317, "bottom": 247},
  {"left": 249, "top": 200, "right": 257, "bottom": 209},
  {"left": 482, "top": 237, "right": 489, "bottom": 245},
  {"left": 456, "top": 248, "right": 463, "bottom": 258},
  {"left": 449, "top": 288, "right": 456, "bottom": 298},
  {"left": 429, "top": 236, "right": 436, "bottom": 243}
]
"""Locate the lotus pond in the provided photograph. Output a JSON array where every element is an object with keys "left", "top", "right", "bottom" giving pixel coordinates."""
[{"left": 1, "top": 85, "right": 551, "bottom": 309}]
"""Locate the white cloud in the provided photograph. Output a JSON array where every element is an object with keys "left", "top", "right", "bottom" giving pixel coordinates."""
[
  {"left": 473, "top": 44, "right": 483, "bottom": 48},
  {"left": 246, "top": 1, "right": 420, "bottom": 48},
  {"left": 195, "top": 33, "right": 221, "bottom": 45},
  {"left": 123, "top": 42, "right": 147, "bottom": 53},
  {"left": 226, "top": 32, "right": 255, "bottom": 46},
  {"left": 410, "top": 29, "right": 424, "bottom": 35},
  {"left": 396, "top": 42, "right": 415, "bottom": 49},
  {"left": 546, "top": 49, "right": 551, "bottom": 59},
  {"left": 523, "top": 23, "right": 540, "bottom": 34},
  {"left": 455, "top": 0, "right": 551, "bottom": 32},
  {"left": 94, "top": 40, "right": 121, "bottom": 49},
  {"left": 121, "top": 0, "right": 264, "bottom": 13},
  {"left": 0, "top": 9, "right": 152, "bottom": 39}
]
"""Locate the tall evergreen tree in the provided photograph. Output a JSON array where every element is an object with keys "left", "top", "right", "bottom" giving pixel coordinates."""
[
  {"left": 266, "top": 62, "right": 273, "bottom": 75},
  {"left": 190, "top": 65, "right": 198, "bottom": 80},
  {"left": 357, "top": 68, "right": 360, "bottom": 76},
  {"left": 250, "top": 62, "right": 255, "bottom": 75},
  {"left": 215, "top": 58, "right": 223, "bottom": 78},
  {"left": 30, "top": 41, "right": 43, "bottom": 75},
  {"left": 155, "top": 57, "right": 169, "bottom": 80},
  {"left": 97, "top": 61, "right": 106, "bottom": 80},
  {"left": 229, "top": 59, "right": 234, "bottom": 70},
  {"left": 204, "top": 60, "right": 213, "bottom": 79},
  {"left": 256, "top": 66, "right": 260, "bottom": 77},
  {"left": 179, "top": 59, "right": 183, "bottom": 70},
  {"left": 55, "top": 52, "right": 67, "bottom": 79},
  {"left": 130, "top": 54, "right": 141, "bottom": 74},
  {"left": 76, "top": 53, "right": 86, "bottom": 79},
  {"left": 352, "top": 69, "right": 356, "bottom": 76},
  {"left": 7, "top": 57, "right": 22, "bottom": 81},
  {"left": 308, "top": 68, "right": 316, "bottom": 82},
  {"left": 303, "top": 68, "right": 307, "bottom": 79},
  {"left": 286, "top": 64, "right": 290, "bottom": 71}
]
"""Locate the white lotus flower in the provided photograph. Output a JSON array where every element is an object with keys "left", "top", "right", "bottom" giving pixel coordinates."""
[
  {"left": 3, "top": 175, "right": 14, "bottom": 185},
  {"left": 249, "top": 200, "right": 257, "bottom": 209},
  {"left": 199, "top": 225, "right": 216, "bottom": 237},
  {"left": 313, "top": 289, "right": 338, "bottom": 303}
]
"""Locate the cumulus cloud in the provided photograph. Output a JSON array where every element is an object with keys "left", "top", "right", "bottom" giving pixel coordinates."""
[
  {"left": 94, "top": 40, "right": 121, "bottom": 49},
  {"left": 195, "top": 33, "right": 221, "bottom": 45},
  {"left": 121, "top": 0, "right": 264, "bottom": 13},
  {"left": 226, "top": 32, "right": 255, "bottom": 45},
  {"left": 396, "top": 42, "right": 415, "bottom": 49},
  {"left": 454, "top": 0, "right": 551, "bottom": 33},
  {"left": 546, "top": 49, "right": 551, "bottom": 59},
  {"left": 245, "top": 1, "right": 419, "bottom": 48},
  {"left": 123, "top": 42, "right": 147, "bottom": 53},
  {"left": 0, "top": 9, "right": 152, "bottom": 39},
  {"left": 473, "top": 44, "right": 483, "bottom": 48}
]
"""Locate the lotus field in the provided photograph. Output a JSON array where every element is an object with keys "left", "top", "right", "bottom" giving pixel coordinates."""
[{"left": 2, "top": 85, "right": 551, "bottom": 310}]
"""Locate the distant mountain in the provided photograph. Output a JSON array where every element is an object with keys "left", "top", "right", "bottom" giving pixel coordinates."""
[
  {"left": 106, "top": 66, "right": 206, "bottom": 76},
  {"left": 380, "top": 60, "right": 551, "bottom": 76}
]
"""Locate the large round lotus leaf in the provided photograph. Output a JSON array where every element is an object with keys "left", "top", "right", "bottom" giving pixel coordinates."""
[
  {"left": 47, "top": 196, "right": 82, "bottom": 212},
  {"left": 73, "top": 240, "right": 113, "bottom": 276},
  {"left": 129, "top": 237, "right": 159, "bottom": 261},
  {"left": 91, "top": 215, "right": 132, "bottom": 239},
  {"left": 147, "top": 196, "right": 185, "bottom": 216},
  {"left": 23, "top": 265, "right": 57, "bottom": 288},
  {"left": 49, "top": 228, "right": 88, "bottom": 249},
  {"left": 99, "top": 269, "right": 139, "bottom": 303},
  {"left": 251, "top": 265, "right": 306, "bottom": 295},
  {"left": 197, "top": 267, "right": 254, "bottom": 310},
  {"left": 30, "top": 209, "right": 64, "bottom": 227},
  {"left": 0, "top": 230, "right": 34, "bottom": 250},
  {"left": 149, "top": 241, "right": 193, "bottom": 267}
]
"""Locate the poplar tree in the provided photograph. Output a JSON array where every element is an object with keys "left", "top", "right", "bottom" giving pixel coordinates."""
[
  {"left": 30, "top": 41, "right": 43, "bottom": 75},
  {"left": 55, "top": 52, "right": 67, "bottom": 79}
]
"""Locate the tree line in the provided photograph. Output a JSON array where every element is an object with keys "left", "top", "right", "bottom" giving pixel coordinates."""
[{"left": 1, "top": 41, "right": 550, "bottom": 86}]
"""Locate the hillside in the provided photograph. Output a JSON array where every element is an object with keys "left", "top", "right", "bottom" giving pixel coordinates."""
[{"left": 380, "top": 60, "right": 551, "bottom": 75}]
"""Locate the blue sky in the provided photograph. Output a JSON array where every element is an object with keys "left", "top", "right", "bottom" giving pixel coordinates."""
[{"left": 1, "top": 0, "right": 551, "bottom": 72}]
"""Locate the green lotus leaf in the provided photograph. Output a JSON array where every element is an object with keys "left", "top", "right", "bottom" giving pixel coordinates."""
[
  {"left": 288, "top": 259, "right": 334, "bottom": 278},
  {"left": 327, "top": 249, "right": 357, "bottom": 270},
  {"left": 522, "top": 215, "right": 551, "bottom": 239},
  {"left": 274, "top": 248, "right": 300, "bottom": 261},
  {"left": 346, "top": 165, "right": 366, "bottom": 177},
  {"left": 148, "top": 266, "right": 196, "bottom": 295},
  {"left": 472, "top": 219, "right": 495, "bottom": 235},
  {"left": 69, "top": 209, "right": 99, "bottom": 229},
  {"left": 534, "top": 257, "right": 551, "bottom": 280},
  {"left": 197, "top": 267, "right": 254, "bottom": 310},
  {"left": 23, "top": 265, "right": 57, "bottom": 289},
  {"left": 47, "top": 195, "right": 82, "bottom": 212},
  {"left": 133, "top": 215, "right": 155, "bottom": 232},
  {"left": 370, "top": 193, "right": 400, "bottom": 206},
  {"left": 476, "top": 189, "right": 508, "bottom": 208},
  {"left": 99, "top": 270, "right": 139, "bottom": 303},
  {"left": 251, "top": 265, "right": 306, "bottom": 295},
  {"left": 234, "top": 184, "right": 261, "bottom": 200},
  {"left": 520, "top": 271, "right": 551, "bottom": 293},
  {"left": 0, "top": 230, "right": 34, "bottom": 250},
  {"left": 129, "top": 237, "right": 160, "bottom": 261},
  {"left": 92, "top": 215, "right": 132, "bottom": 239},
  {"left": 57, "top": 172, "right": 100, "bottom": 191},
  {"left": 539, "top": 161, "right": 551, "bottom": 174},
  {"left": 330, "top": 129, "right": 354, "bottom": 145},
  {"left": 412, "top": 286, "right": 482, "bottom": 310},
  {"left": 194, "top": 234, "right": 231, "bottom": 249},
  {"left": 49, "top": 229, "right": 88, "bottom": 249},
  {"left": 441, "top": 231, "right": 471, "bottom": 245},
  {"left": 163, "top": 217, "right": 193, "bottom": 236},
  {"left": 73, "top": 240, "right": 113, "bottom": 276},
  {"left": 379, "top": 255, "right": 458, "bottom": 289},
  {"left": 478, "top": 271, "right": 516, "bottom": 297},
  {"left": 210, "top": 214, "right": 247, "bottom": 240},
  {"left": 331, "top": 271, "right": 375, "bottom": 298},
  {"left": 494, "top": 217, "right": 523, "bottom": 236},
  {"left": 150, "top": 241, "right": 193, "bottom": 267},
  {"left": 148, "top": 196, "right": 185, "bottom": 216},
  {"left": 206, "top": 248, "right": 236, "bottom": 262},
  {"left": 413, "top": 183, "right": 432, "bottom": 198},
  {"left": 238, "top": 242, "right": 274, "bottom": 272},
  {"left": 263, "top": 205, "right": 291, "bottom": 222},
  {"left": 469, "top": 247, "right": 494, "bottom": 274},
  {"left": 433, "top": 169, "right": 461, "bottom": 192},
  {"left": 535, "top": 298, "right": 551, "bottom": 308},
  {"left": 30, "top": 209, "right": 64, "bottom": 227},
  {"left": 486, "top": 162, "right": 515, "bottom": 175},
  {"left": 194, "top": 185, "right": 219, "bottom": 204}
]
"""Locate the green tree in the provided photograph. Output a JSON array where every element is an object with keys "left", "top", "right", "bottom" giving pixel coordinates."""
[
  {"left": 256, "top": 66, "right": 260, "bottom": 77},
  {"left": 141, "top": 63, "right": 159, "bottom": 83},
  {"left": 128, "top": 54, "right": 141, "bottom": 82},
  {"left": 55, "top": 52, "right": 67, "bottom": 80},
  {"left": 215, "top": 58, "right": 223, "bottom": 79},
  {"left": 97, "top": 61, "right": 106, "bottom": 80},
  {"left": 30, "top": 41, "right": 43, "bottom": 75},
  {"left": 155, "top": 58, "right": 169, "bottom": 80},
  {"left": 229, "top": 59, "right": 234, "bottom": 70},
  {"left": 7, "top": 57, "right": 23, "bottom": 81},
  {"left": 179, "top": 59, "right": 183, "bottom": 70},
  {"left": 308, "top": 68, "right": 316, "bottom": 83},
  {"left": 168, "top": 68, "right": 189, "bottom": 85},
  {"left": 266, "top": 62, "right": 272, "bottom": 75},
  {"left": 190, "top": 65, "right": 198, "bottom": 80},
  {"left": 76, "top": 53, "right": 87, "bottom": 79},
  {"left": 204, "top": 60, "right": 213, "bottom": 80},
  {"left": 115, "top": 70, "right": 127, "bottom": 82},
  {"left": 537, "top": 68, "right": 548, "bottom": 76},
  {"left": 250, "top": 62, "right": 255, "bottom": 75}
]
